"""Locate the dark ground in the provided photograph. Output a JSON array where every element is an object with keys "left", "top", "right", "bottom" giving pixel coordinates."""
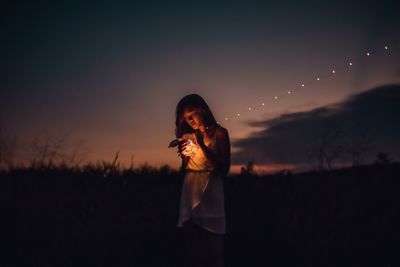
[{"left": 2, "top": 162, "right": 400, "bottom": 267}]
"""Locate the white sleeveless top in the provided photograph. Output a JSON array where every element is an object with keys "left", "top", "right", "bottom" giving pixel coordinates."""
[{"left": 177, "top": 129, "right": 226, "bottom": 234}]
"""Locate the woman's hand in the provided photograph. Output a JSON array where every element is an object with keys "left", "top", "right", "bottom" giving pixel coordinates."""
[{"left": 177, "top": 140, "right": 188, "bottom": 159}]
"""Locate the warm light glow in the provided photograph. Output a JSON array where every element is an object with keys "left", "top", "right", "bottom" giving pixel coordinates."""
[
  {"left": 248, "top": 107, "right": 252, "bottom": 110},
  {"left": 288, "top": 91, "right": 291, "bottom": 94},
  {"left": 349, "top": 62, "right": 353, "bottom": 66},
  {"left": 332, "top": 70, "right": 335, "bottom": 74},
  {"left": 230, "top": 163, "right": 296, "bottom": 175},
  {"left": 317, "top": 77, "right": 320, "bottom": 81},
  {"left": 274, "top": 96, "right": 278, "bottom": 99},
  {"left": 181, "top": 138, "right": 198, "bottom": 157},
  {"left": 262, "top": 102, "right": 265, "bottom": 106},
  {"left": 385, "top": 46, "right": 388, "bottom": 50},
  {"left": 366, "top": 52, "right": 370, "bottom": 56},
  {"left": 301, "top": 84, "right": 305, "bottom": 87}
]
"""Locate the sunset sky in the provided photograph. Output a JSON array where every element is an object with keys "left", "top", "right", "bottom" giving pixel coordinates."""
[{"left": 2, "top": 0, "right": 400, "bottom": 174}]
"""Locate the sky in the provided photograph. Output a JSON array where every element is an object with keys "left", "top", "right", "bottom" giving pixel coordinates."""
[{"left": 1, "top": 0, "right": 400, "bottom": 174}]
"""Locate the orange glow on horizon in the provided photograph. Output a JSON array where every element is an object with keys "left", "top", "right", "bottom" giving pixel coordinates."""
[{"left": 229, "top": 163, "right": 296, "bottom": 175}]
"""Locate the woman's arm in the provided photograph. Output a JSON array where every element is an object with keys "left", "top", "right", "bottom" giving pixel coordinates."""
[
  {"left": 178, "top": 140, "right": 190, "bottom": 174},
  {"left": 198, "top": 127, "right": 231, "bottom": 176},
  {"left": 180, "top": 155, "right": 189, "bottom": 173}
]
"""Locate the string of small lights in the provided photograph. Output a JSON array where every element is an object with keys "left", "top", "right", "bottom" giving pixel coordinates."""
[{"left": 215, "top": 44, "right": 390, "bottom": 124}]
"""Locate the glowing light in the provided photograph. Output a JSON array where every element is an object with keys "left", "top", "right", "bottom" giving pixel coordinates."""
[
  {"left": 182, "top": 138, "right": 197, "bottom": 157},
  {"left": 221, "top": 42, "right": 390, "bottom": 124}
]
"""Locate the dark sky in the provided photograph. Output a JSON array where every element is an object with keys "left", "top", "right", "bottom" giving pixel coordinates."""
[
  {"left": 234, "top": 84, "right": 400, "bottom": 172},
  {"left": 1, "top": 0, "right": 400, "bottom": 173}
]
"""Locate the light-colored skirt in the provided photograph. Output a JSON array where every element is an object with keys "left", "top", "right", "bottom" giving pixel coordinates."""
[{"left": 177, "top": 170, "right": 226, "bottom": 234}]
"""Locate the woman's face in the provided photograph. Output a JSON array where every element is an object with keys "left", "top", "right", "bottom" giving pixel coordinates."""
[{"left": 183, "top": 107, "right": 204, "bottom": 130}]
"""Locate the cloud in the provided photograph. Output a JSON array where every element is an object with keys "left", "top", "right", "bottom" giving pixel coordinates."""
[{"left": 232, "top": 84, "right": 400, "bottom": 168}]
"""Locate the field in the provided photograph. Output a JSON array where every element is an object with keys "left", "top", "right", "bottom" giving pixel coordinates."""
[{"left": 4, "top": 162, "right": 399, "bottom": 267}]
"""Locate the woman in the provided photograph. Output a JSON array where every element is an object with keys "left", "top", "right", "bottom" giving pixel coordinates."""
[{"left": 174, "top": 94, "right": 230, "bottom": 267}]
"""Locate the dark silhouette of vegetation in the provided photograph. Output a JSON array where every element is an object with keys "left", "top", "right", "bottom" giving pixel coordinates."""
[
  {"left": 240, "top": 161, "right": 256, "bottom": 176},
  {"left": 374, "top": 152, "right": 392, "bottom": 165},
  {"left": 344, "top": 124, "right": 375, "bottom": 167},
  {"left": 0, "top": 123, "right": 18, "bottom": 170},
  {"left": 25, "top": 131, "right": 92, "bottom": 169},
  {"left": 306, "top": 121, "right": 376, "bottom": 171},
  {"left": 306, "top": 122, "right": 344, "bottom": 171},
  {"left": 3, "top": 157, "right": 400, "bottom": 267},
  {"left": 2, "top": 123, "right": 398, "bottom": 266}
]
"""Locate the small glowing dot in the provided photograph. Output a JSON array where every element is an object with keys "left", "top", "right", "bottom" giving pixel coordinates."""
[
  {"left": 384, "top": 46, "right": 388, "bottom": 50},
  {"left": 225, "top": 117, "right": 228, "bottom": 120},
  {"left": 366, "top": 52, "right": 370, "bottom": 56},
  {"left": 301, "top": 84, "right": 305, "bottom": 87},
  {"left": 349, "top": 62, "right": 353, "bottom": 66},
  {"left": 217, "top": 121, "right": 219, "bottom": 124},
  {"left": 288, "top": 91, "right": 291, "bottom": 94},
  {"left": 317, "top": 77, "right": 320, "bottom": 81},
  {"left": 262, "top": 102, "right": 265, "bottom": 106},
  {"left": 274, "top": 96, "right": 278, "bottom": 99},
  {"left": 248, "top": 107, "right": 252, "bottom": 110},
  {"left": 237, "top": 113, "right": 240, "bottom": 116},
  {"left": 332, "top": 70, "right": 335, "bottom": 74}
]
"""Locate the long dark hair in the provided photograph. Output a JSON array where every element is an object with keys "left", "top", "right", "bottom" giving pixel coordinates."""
[{"left": 175, "top": 94, "right": 218, "bottom": 138}]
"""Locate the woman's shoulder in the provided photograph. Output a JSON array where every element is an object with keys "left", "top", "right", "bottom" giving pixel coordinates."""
[
  {"left": 211, "top": 125, "right": 229, "bottom": 144},
  {"left": 214, "top": 124, "right": 228, "bottom": 137}
]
